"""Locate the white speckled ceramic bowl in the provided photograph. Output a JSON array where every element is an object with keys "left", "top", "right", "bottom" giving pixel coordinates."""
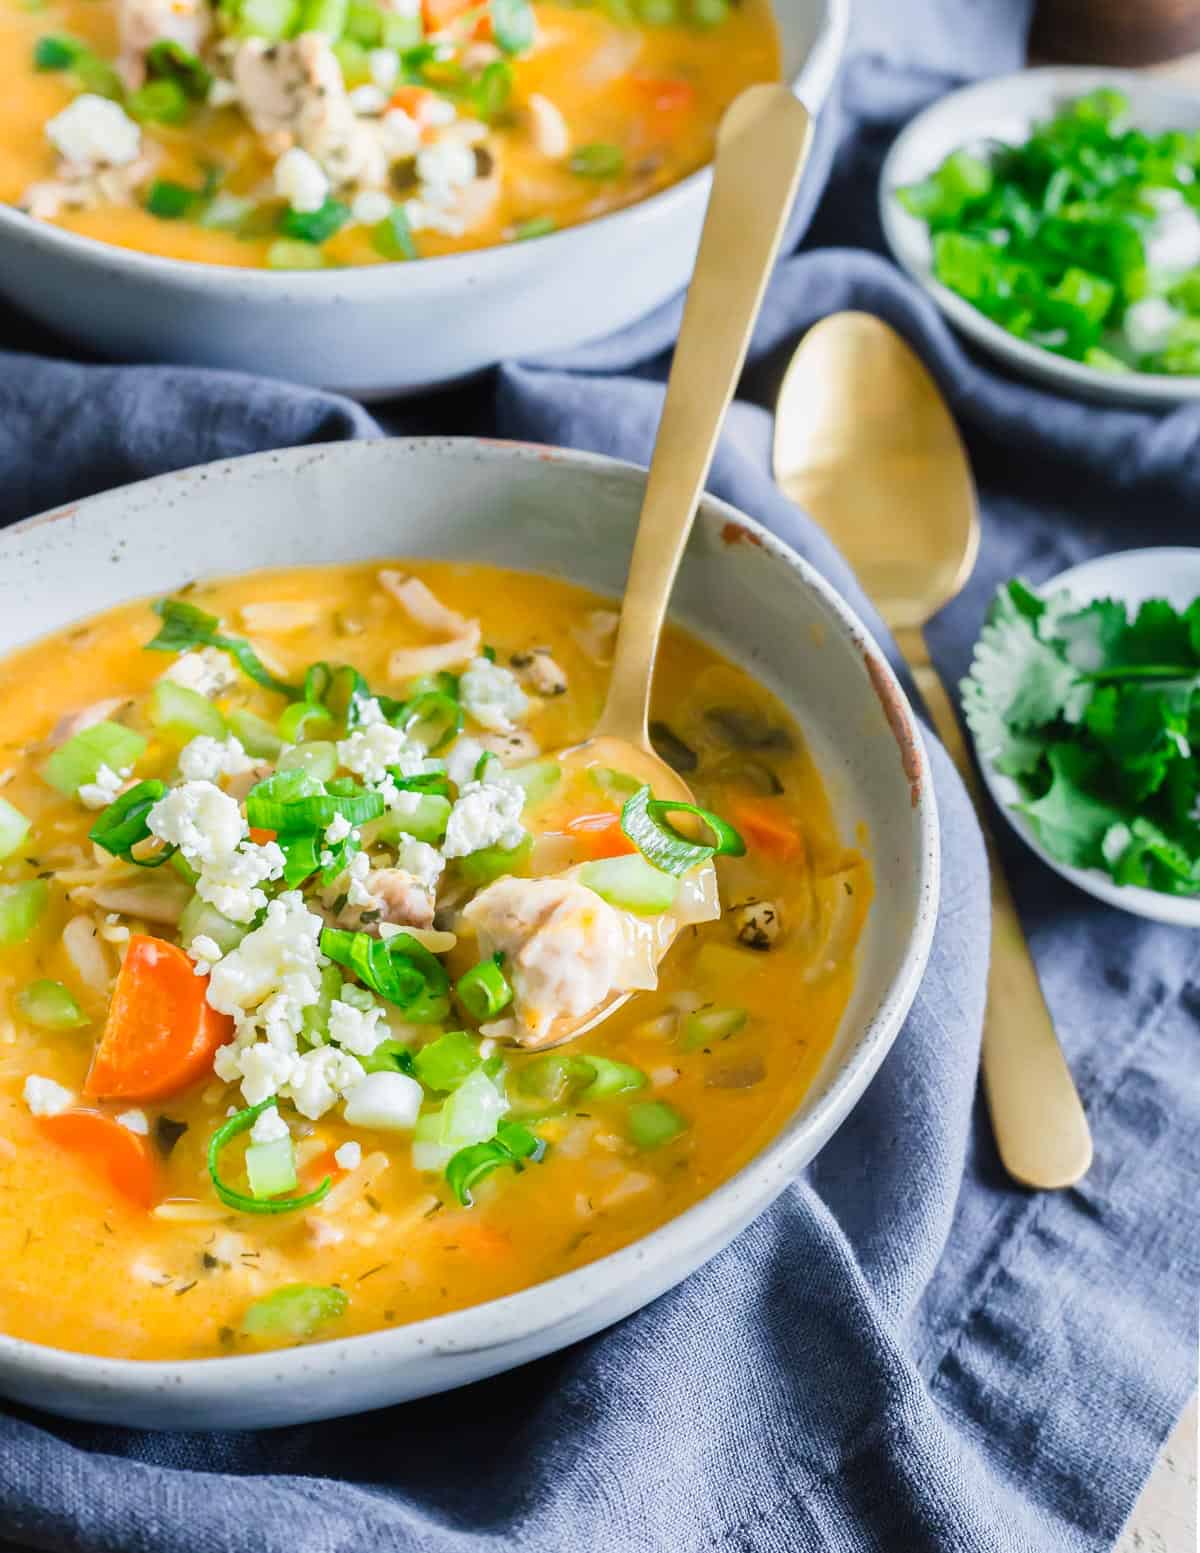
[
  {"left": 0, "top": 0, "right": 845, "bottom": 399},
  {"left": 880, "top": 67, "right": 1200, "bottom": 406},
  {"left": 0, "top": 438, "right": 938, "bottom": 1429},
  {"left": 975, "top": 547, "right": 1200, "bottom": 928}
]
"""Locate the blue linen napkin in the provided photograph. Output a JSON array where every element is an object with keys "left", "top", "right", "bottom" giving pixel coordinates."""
[{"left": 2, "top": 7, "right": 1199, "bottom": 1552}]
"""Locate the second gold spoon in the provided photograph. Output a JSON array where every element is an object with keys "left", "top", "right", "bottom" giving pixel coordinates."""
[{"left": 774, "top": 312, "right": 1093, "bottom": 1191}]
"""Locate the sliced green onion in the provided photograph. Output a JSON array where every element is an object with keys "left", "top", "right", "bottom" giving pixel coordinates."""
[
  {"left": 682, "top": 1005, "right": 747, "bottom": 1049},
  {"left": 588, "top": 765, "right": 639, "bottom": 800},
  {"left": 245, "top": 770, "right": 384, "bottom": 830},
  {"left": 372, "top": 793, "right": 451, "bottom": 845},
  {"left": 359, "top": 1038, "right": 417, "bottom": 1075},
  {"left": 245, "top": 1135, "right": 297, "bottom": 1200},
  {"left": 88, "top": 780, "right": 176, "bottom": 868},
  {"left": 627, "top": 1099, "right": 687, "bottom": 1149},
  {"left": 620, "top": 783, "right": 744, "bottom": 876},
  {"left": 280, "top": 197, "right": 351, "bottom": 245},
  {"left": 380, "top": 8, "right": 420, "bottom": 46},
  {"left": 170, "top": 850, "right": 199, "bottom": 886},
  {"left": 151, "top": 680, "right": 225, "bottom": 741},
  {"left": 471, "top": 58, "right": 511, "bottom": 119},
  {"left": 579, "top": 1056, "right": 645, "bottom": 1099},
  {"left": 0, "top": 880, "right": 49, "bottom": 948},
  {"left": 514, "top": 1052, "right": 594, "bottom": 1105},
  {"left": 179, "top": 895, "right": 248, "bottom": 956},
  {"left": 145, "top": 38, "right": 212, "bottom": 97},
  {"left": 208, "top": 1098, "right": 331, "bottom": 1214},
  {"left": 511, "top": 215, "right": 555, "bottom": 241},
  {"left": 689, "top": 0, "right": 729, "bottom": 24},
  {"left": 456, "top": 834, "right": 533, "bottom": 887},
  {"left": 241, "top": 1282, "right": 348, "bottom": 1338},
  {"left": 569, "top": 143, "right": 625, "bottom": 179},
  {"left": 301, "top": 962, "right": 342, "bottom": 1045},
  {"left": 73, "top": 51, "right": 123, "bottom": 97},
  {"left": 489, "top": 0, "right": 534, "bottom": 52},
  {"left": 147, "top": 599, "right": 300, "bottom": 698},
  {"left": 319, "top": 927, "right": 450, "bottom": 1022},
  {"left": 277, "top": 739, "right": 339, "bottom": 783},
  {"left": 371, "top": 206, "right": 419, "bottom": 262},
  {"left": 0, "top": 796, "right": 32, "bottom": 860},
  {"left": 278, "top": 701, "right": 335, "bottom": 744},
  {"left": 414, "top": 1029, "right": 483, "bottom": 1091},
  {"left": 33, "top": 33, "right": 81, "bottom": 69},
  {"left": 456, "top": 954, "right": 512, "bottom": 1022},
  {"left": 42, "top": 721, "right": 146, "bottom": 798},
  {"left": 387, "top": 769, "right": 452, "bottom": 799},
  {"left": 17, "top": 979, "right": 88, "bottom": 1030},
  {"left": 277, "top": 832, "right": 321, "bottom": 888},
  {"left": 228, "top": 707, "right": 285, "bottom": 759},
  {"left": 506, "top": 759, "right": 560, "bottom": 808},
  {"left": 266, "top": 239, "right": 327, "bottom": 270},
  {"left": 445, "top": 1119, "right": 543, "bottom": 1207},
  {"left": 129, "top": 81, "right": 190, "bottom": 126},
  {"left": 344, "top": 0, "right": 382, "bottom": 44},
  {"left": 398, "top": 690, "right": 462, "bottom": 752},
  {"left": 576, "top": 853, "right": 677, "bottom": 914}
]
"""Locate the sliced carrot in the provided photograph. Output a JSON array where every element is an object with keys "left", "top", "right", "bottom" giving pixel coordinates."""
[
  {"left": 85, "top": 934, "right": 235, "bottom": 1102},
  {"left": 632, "top": 75, "right": 696, "bottom": 114},
  {"left": 248, "top": 826, "right": 276, "bottom": 846},
  {"left": 388, "top": 84, "right": 435, "bottom": 118},
  {"left": 38, "top": 1111, "right": 159, "bottom": 1210},
  {"left": 300, "top": 1146, "right": 344, "bottom": 1192},
  {"left": 730, "top": 800, "right": 806, "bottom": 863},
  {"left": 563, "top": 812, "right": 639, "bottom": 861}
]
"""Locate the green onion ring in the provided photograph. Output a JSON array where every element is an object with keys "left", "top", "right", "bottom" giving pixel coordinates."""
[
  {"left": 619, "top": 784, "right": 745, "bottom": 877},
  {"left": 207, "top": 1097, "right": 331, "bottom": 1215}
]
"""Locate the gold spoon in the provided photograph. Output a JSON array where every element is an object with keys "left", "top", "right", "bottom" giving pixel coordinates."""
[
  {"left": 773, "top": 311, "right": 1093, "bottom": 1191},
  {"left": 515, "top": 85, "right": 813, "bottom": 1049}
]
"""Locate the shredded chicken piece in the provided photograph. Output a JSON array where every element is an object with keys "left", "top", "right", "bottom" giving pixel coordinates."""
[
  {"left": 116, "top": 0, "right": 211, "bottom": 88},
  {"left": 378, "top": 571, "right": 473, "bottom": 638},
  {"left": 478, "top": 729, "right": 540, "bottom": 764},
  {"left": 526, "top": 94, "right": 569, "bottom": 159},
  {"left": 90, "top": 875, "right": 192, "bottom": 925},
  {"left": 61, "top": 915, "right": 112, "bottom": 996},
  {"left": 388, "top": 629, "right": 482, "bottom": 681},
  {"left": 322, "top": 867, "right": 435, "bottom": 933},
  {"left": 233, "top": 34, "right": 387, "bottom": 187},
  {"left": 50, "top": 699, "right": 129, "bottom": 745},
  {"left": 238, "top": 601, "right": 325, "bottom": 634}
]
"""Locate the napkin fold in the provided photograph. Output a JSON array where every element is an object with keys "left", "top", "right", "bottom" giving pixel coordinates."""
[{"left": 2, "top": 7, "right": 1198, "bottom": 1552}]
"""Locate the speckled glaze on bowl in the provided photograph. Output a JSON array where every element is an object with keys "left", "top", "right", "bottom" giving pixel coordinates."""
[
  {"left": 0, "top": 0, "right": 845, "bottom": 399},
  {"left": 0, "top": 438, "right": 938, "bottom": 1430}
]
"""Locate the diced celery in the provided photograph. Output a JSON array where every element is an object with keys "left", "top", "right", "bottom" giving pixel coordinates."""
[
  {"left": 456, "top": 834, "right": 533, "bottom": 887},
  {"left": 228, "top": 707, "right": 284, "bottom": 759},
  {"left": 627, "top": 1099, "right": 687, "bottom": 1149},
  {"left": 278, "top": 702, "right": 334, "bottom": 744},
  {"left": 515, "top": 1052, "right": 594, "bottom": 1105},
  {"left": 151, "top": 680, "right": 225, "bottom": 742},
  {"left": 580, "top": 1056, "right": 645, "bottom": 1098},
  {"left": 235, "top": 0, "right": 298, "bottom": 38},
  {"left": 278, "top": 740, "right": 339, "bottom": 783},
  {"left": 577, "top": 854, "right": 677, "bottom": 914},
  {"left": 441, "top": 1068, "right": 506, "bottom": 1148},
  {"left": 507, "top": 760, "right": 561, "bottom": 809},
  {"left": 412, "top": 1108, "right": 453, "bottom": 1172},
  {"left": 589, "top": 765, "right": 639, "bottom": 800},
  {"left": 343, "top": 0, "right": 381, "bottom": 44},
  {"left": 0, "top": 796, "right": 31, "bottom": 860},
  {"left": 17, "top": 978, "right": 88, "bottom": 1030},
  {"left": 179, "top": 895, "right": 248, "bottom": 956},
  {"left": 0, "top": 880, "right": 49, "bottom": 947},
  {"left": 359, "top": 1037, "right": 415, "bottom": 1074},
  {"left": 414, "top": 1030, "right": 482, "bottom": 1092},
  {"left": 245, "top": 1136, "right": 297, "bottom": 1199},
  {"left": 301, "top": 962, "right": 342, "bottom": 1045},
  {"left": 375, "top": 793, "right": 451, "bottom": 845},
  {"left": 380, "top": 9, "right": 419, "bottom": 46},
  {"left": 296, "top": 0, "right": 348, "bottom": 35},
  {"left": 266, "top": 239, "right": 326, "bottom": 270},
  {"left": 42, "top": 721, "right": 146, "bottom": 797},
  {"left": 241, "top": 1282, "right": 348, "bottom": 1338},
  {"left": 333, "top": 35, "right": 371, "bottom": 81},
  {"left": 681, "top": 1006, "right": 747, "bottom": 1050}
]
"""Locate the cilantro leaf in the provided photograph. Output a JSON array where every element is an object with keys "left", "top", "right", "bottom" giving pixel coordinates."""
[{"left": 1016, "top": 744, "right": 1128, "bottom": 869}]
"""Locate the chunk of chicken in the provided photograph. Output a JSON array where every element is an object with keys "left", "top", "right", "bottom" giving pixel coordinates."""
[
  {"left": 116, "top": 0, "right": 211, "bottom": 89},
  {"left": 462, "top": 876, "right": 629, "bottom": 1046},
  {"left": 322, "top": 867, "right": 435, "bottom": 933},
  {"left": 22, "top": 156, "right": 158, "bottom": 219},
  {"left": 378, "top": 571, "right": 473, "bottom": 638},
  {"left": 233, "top": 34, "right": 387, "bottom": 186}
]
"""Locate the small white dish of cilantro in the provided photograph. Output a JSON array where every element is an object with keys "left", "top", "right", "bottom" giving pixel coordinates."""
[{"left": 962, "top": 547, "right": 1200, "bottom": 926}]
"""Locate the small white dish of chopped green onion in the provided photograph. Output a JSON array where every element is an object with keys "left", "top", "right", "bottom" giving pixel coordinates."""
[
  {"left": 879, "top": 68, "right": 1200, "bottom": 405},
  {"left": 964, "top": 547, "right": 1200, "bottom": 926}
]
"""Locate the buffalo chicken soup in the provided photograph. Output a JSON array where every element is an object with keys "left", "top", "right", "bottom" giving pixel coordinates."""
[
  {"left": 0, "top": 563, "right": 869, "bottom": 1359},
  {"left": 0, "top": 0, "right": 780, "bottom": 267}
]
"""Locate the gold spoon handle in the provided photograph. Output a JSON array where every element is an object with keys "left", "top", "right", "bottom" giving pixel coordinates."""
[
  {"left": 905, "top": 651, "right": 1094, "bottom": 1189},
  {"left": 598, "top": 85, "right": 813, "bottom": 744}
]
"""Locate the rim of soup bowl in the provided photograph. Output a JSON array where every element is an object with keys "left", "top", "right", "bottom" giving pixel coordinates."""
[
  {"left": 0, "top": 435, "right": 937, "bottom": 1420},
  {"left": 0, "top": 0, "right": 847, "bottom": 300}
]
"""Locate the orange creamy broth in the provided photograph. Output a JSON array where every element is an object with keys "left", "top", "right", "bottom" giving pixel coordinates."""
[
  {"left": 0, "top": 0, "right": 780, "bottom": 266},
  {"left": 0, "top": 562, "right": 869, "bottom": 1359}
]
